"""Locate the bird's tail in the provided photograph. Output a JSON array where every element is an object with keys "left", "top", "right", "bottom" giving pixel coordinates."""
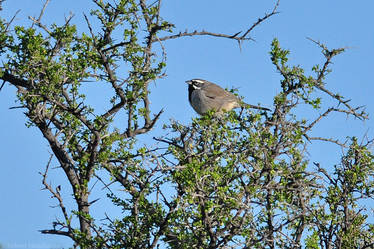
[{"left": 242, "top": 102, "right": 271, "bottom": 111}]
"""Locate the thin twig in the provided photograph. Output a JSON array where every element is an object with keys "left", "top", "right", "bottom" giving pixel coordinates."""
[
  {"left": 315, "top": 83, "right": 367, "bottom": 120},
  {"left": 240, "top": 0, "right": 280, "bottom": 40},
  {"left": 9, "top": 105, "right": 26, "bottom": 109},
  {"left": 5, "top": 10, "right": 21, "bottom": 32},
  {"left": 0, "top": 80, "right": 5, "bottom": 91},
  {"left": 94, "top": 173, "right": 115, "bottom": 194},
  {"left": 153, "top": 30, "right": 254, "bottom": 43},
  {"left": 39, "top": 154, "right": 74, "bottom": 238},
  {"left": 37, "top": 0, "right": 51, "bottom": 23},
  {"left": 153, "top": 0, "right": 280, "bottom": 44},
  {"left": 304, "top": 108, "right": 334, "bottom": 132},
  {"left": 308, "top": 136, "right": 348, "bottom": 148},
  {"left": 30, "top": 0, "right": 51, "bottom": 32}
]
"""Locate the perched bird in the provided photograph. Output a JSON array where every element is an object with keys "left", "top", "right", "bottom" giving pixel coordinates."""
[{"left": 186, "top": 79, "right": 269, "bottom": 115}]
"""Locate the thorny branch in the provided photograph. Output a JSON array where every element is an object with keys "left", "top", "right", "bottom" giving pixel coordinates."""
[
  {"left": 39, "top": 155, "right": 74, "bottom": 239},
  {"left": 308, "top": 136, "right": 349, "bottom": 148},
  {"left": 240, "top": 0, "right": 280, "bottom": 41},
  {"left": 307, "top": 37, "right": 367, "bottom": 120},
  {"left": 153, "top": 0, "right": 280, "bottom": 47}
]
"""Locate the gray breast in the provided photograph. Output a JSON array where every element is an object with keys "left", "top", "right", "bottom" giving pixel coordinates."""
[{"left": 190, "top": 89, "right": 212, "bottom": 115}]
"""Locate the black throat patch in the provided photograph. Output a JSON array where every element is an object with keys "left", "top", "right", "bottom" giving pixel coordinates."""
[{"left": 188, "top": 84, "right": 195, "bottom": 103}]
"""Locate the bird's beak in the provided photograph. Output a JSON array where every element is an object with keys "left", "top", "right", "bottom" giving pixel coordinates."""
[{"left": 185, "top": 80, "right": 192, "bottom": 85}]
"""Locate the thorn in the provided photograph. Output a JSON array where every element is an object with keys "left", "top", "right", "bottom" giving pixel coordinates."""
[{"left": 230, "top": 31, "right": 241, "bottom": 38}]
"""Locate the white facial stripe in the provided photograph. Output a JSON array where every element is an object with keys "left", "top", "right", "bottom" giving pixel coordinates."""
[{"left": 193, "top": 79, "right": 205, "bottom": 84}]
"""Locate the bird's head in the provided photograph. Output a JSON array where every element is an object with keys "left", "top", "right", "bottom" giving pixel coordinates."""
[{"left": 185, "top": 79, "right": 208, "bottom": 90}]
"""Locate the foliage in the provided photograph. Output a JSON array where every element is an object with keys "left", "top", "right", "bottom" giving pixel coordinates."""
[{"left": 1, "top": 0, "right": 374, "bottom": 248}]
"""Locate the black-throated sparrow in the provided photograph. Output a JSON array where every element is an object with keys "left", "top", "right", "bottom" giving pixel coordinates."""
[{"left": 186, "top": 79, "right": 269, "bottom": 115}]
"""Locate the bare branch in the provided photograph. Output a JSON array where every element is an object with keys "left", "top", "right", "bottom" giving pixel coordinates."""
[
  {"left": 153, "top": 30, "right": 254, "bottom": 43},
  {"left": 307, "top": 136, "right": 348, "bottom": 148},
  {"left": 154, "top": 0, "right": 280, "bottom": 44},
  {"left": 94, "top": 173, "right": 115, "bottom": 193},
  {"left": 39, "top": 154, "right": 74, "bottom": 239},
  {"left": 314, "top": 82, "right": 367, "bottom": 120},
  {"left": 5, "top": 9, "right": 21, "bottom": 32},
  {"left": 304, "top": 108, "right": 334, "bottom": 132},
  {"left": 125, "top": 108, "right": 164, "bottom": 138},
  {"left": 0, "top": 80, "right": 5, "bottom": 91},
  {"left": 304, "top": 38, "right": 366, "bottom": 120},
  {"left": 29, "top": 0, "right": 51, "bottom": 32},
  {"left": 40, "top": 229, "right": 73, "bottom": 237},
  {"left": 314, "top": 162, "right": 335, "bottom": 186},
  {"left": 240, "top": 0, "right": 280, "bottom": 40},
  {"left": 304, "top": 106, "right": 366, "bottom": 134},
  {"left": 101, "top": 41, "right": 131, "bottom": 52},
  {"left": 36, "top": 0, "right": 50, "bottom": 23}
]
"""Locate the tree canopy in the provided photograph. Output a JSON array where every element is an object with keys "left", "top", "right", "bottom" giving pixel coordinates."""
[{"left": 1, "top": 0, "right": 374, "bottom": 248}]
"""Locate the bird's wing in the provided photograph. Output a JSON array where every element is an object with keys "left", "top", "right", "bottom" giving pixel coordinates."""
[
  {"left": 202, "top": 83, "right": 239, "bottom": 102},
  {"left": 201, "top": 82, "right": 271, "bottom": 112}
]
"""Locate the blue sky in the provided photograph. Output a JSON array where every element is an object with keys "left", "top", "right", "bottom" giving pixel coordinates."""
[{"left": 1, "top": 1, "right": 374, "bottom": 248}]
